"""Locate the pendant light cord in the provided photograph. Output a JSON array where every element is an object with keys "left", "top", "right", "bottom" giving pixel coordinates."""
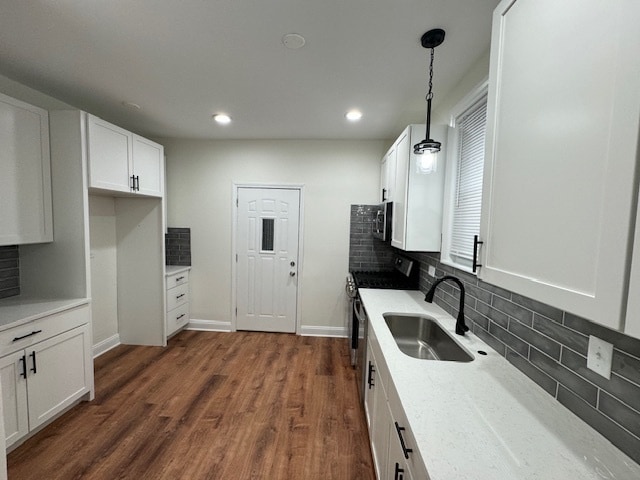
[{"left": 427, "top": 47, "right": 435, "bottom": 101}]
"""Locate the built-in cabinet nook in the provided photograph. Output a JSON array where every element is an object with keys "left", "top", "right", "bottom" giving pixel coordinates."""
[{"left": 0, "top": 102, "right": 169, "bottom": 457}]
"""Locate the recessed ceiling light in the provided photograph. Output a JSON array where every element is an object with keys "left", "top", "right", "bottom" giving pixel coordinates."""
[
  {"left": 122, "top": 101, "right": 141, "bottom": 110},
  {"left": 345, "top": 110, "right": 363, "bottom": 122},
  {"left": 282, "top": 33, "right": 306, "bottom": 49},
  {"left": 213, "top": 113, "right": 232, "bottom": 125}
]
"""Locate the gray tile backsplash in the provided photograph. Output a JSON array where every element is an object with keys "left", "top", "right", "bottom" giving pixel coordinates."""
[
  {"left": 0, "top": 245, "right": 20, "bottom": 299},
  {"left": 404, "top": 251, "right": 640, "bottom": 464},
  {"left": 165, "top": 227, "right": 191, "bottom": 266},
  {"left": 349, "top": 205, "right": 395, "bottom": 271}
]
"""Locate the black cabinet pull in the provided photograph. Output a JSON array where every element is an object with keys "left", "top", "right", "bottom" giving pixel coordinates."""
[
  {"left": 177, "top": 314, "right": 186, "bottom": 320},
  {"left": 177, "top": 294, "right": 185, "bottom": 299},
  {"left": 395, "top": 422, "right": 413, "bottom": 459},
  {"left": 367, "top": 361, "right": 375, "bottom": 389},
  {"left": 135, "top": 175, "right": 140, "bottom": 191},
  {"left": 19, "top": 355, "right": 27, "bottom": 379},
  {"left": 29, "top": 351, "right": 37, "bottom": 374},
  {"left": 130, "top": 175, "right": 136, "bottom": 190},
  {"left": 382, "top": 188, "right": 387, "bottom": 201},
  {"left": 472, "top": 235, "right": 484, "bottom": 273},
  {"left": 394, "top": 462, "right": 405, "bottom": 480},
  {"left": 176, "top": 276, "right": 184, "bottom": 282},
  {"left": 12, "top": 330, "right": 43, "bottom": 342}
]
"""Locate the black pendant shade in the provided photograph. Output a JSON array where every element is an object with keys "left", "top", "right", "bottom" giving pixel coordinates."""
[{"left": 414, "top": 28, "right": 445, "bottom": 156}]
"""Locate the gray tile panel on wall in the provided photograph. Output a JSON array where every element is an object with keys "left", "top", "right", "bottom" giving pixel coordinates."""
[
  {"left": 0, "top": 245, "right": 20, "bottom": 299},
  {"left": 407, "top": 250, "right": 640, "bottom": 465},
  {"left": 348, "top": 205, "right": 395, "bottom": 272},
  {"left": 165, "top": 227, "right": 192, "bottom": 266}
]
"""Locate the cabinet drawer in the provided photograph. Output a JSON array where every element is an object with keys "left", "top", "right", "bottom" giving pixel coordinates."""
[
  {"left": 388, "top": 380, "right": 429, "bottom": 480},
  {"left": 167, "top": 270, "right": 189, "bottom": 289},
  {"left": 0, "top": 304, "right": 90, "bottom": 357},
  {"left": 368, "top": 328, "right": 390, "bottom": 399},
  {"left": 167, "top": 302, "right": 189, "bottom": 335},
  {"left": 166, "top": 283, "right": 189, "bottom": 311}
]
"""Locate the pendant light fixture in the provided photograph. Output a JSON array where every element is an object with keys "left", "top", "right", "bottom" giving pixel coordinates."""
[{"left": 414, "top": 28, "right": 445, "bottom": 174}]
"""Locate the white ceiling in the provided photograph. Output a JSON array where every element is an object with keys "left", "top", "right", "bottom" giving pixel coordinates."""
[{"left": 0, "top": 0, "right": 499, "bottom": 140}]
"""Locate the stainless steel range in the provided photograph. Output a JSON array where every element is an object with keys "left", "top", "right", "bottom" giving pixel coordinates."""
[{"left": 346, "top": 255, "right": 419, "bottom": 403}]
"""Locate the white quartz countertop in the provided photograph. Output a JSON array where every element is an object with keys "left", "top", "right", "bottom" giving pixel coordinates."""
[
  {"left": 165, "top": 265, "right": 191, "bottom": 276},
  {"left": 0, "top": 296, "right": 89, "bottom": 332},
  {"left": 359, "top": 289, "right": 640, "bottom": 480}
]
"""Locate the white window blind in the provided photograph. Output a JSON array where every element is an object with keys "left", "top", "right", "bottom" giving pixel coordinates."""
[{"left": 449, "top": 95, "right": 487, "bottom": 267}]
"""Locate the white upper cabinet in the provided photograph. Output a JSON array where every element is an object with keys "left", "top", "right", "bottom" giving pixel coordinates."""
[
  {"left": 87, "top": 114, "right": 164, "bottom": 197},
  {"left": 391, "top": 124, "right": 446, "bottom": 252},
  {"left": 625, "top": 192, "right": 640, "bottom": 340},
  {"left": 132, "top": 134, "right": 164, "bottom": 197},
  {"left": 479, "top": 0, "right": 640, "bottom": 330},
  {"left": 87, "top": 115, "right": 132, "bottom": 193},
  {"left": 380, "top": 146, "right": 396, "bottom": 203},
  {"left": 0, "top": 93, "right": 53, "bottom": 245}
]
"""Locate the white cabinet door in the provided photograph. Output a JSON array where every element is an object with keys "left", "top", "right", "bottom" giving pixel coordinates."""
[
  {"left": 391, "top": 124, "right": 446, "bottom": 252},
  {"left": 625, "top": 193, "right": 640, "bottom": 339},
  {"left": 381, "top": 146, "right": 397, "bottom": 203},
  {"left": 391, "top": 129, "right": 409, "bottom": 248},
  {"left": 0, "top": 351, "right": 28, "bottom": 448},
  {"left": 479, "top": 0, "right": 640, "bottom": 330},
  {"left": 132, "top": 135, "right": 164, "bottom": 197},
  {"left": 371, "top": 383, "right": 390, "bottom": 480},
  {"left": 87, "top": 114, "right": 133, "bottom": 193},
  {"left": 26, "top": 325, "right": 91, "bottom": 430},
  {"left": 364, "top": 341, "right": 375, "bottom": 428},
  {"left": 0, "top": 93, "right": 53, "bottom": 245}
]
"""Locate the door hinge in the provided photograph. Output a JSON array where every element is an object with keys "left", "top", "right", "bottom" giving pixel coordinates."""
[
  {"left": 235, "top": 307, "right": 238, "bottom": 315},
  {"left": 236, "top": 198, "right": 238, "bottom": 207},
  {"left": 236, "top": 254, "right": 238, "bottom": 262}
]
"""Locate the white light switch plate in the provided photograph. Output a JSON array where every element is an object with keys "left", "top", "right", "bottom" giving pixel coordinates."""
[
  {"left": 428, "top": 265, "right": 436, "bottom": 277},
  {"left": 587, "top": 335, "right": 613, "bottom": 379}
]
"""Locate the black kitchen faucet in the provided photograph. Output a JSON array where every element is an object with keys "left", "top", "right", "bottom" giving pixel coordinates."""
[{"left": 424, "top": 275, "right": 469, "bottom": 336}]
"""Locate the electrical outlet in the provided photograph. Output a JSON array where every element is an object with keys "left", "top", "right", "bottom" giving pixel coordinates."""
[
  {"left": 587, "top": 336, "right": 613, "bottom": 379},
  {"left": 428, "top": 265, "right": 436, "bottom": 277}
]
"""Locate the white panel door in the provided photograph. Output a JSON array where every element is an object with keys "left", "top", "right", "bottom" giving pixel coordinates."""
[
  {"left": 236, "top": 188, "right": 300, "bottom": 333},
  {"left": 479, "top": 0, "right": 640, "bottom": 329}
]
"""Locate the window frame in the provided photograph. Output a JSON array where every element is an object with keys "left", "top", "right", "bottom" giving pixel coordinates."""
[{"left": 440, "top": 79, "right": 489, "bottom": 274}]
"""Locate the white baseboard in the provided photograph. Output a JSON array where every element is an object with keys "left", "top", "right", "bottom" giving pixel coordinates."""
[
  {"left": 188, "top": 318, "right": 232, "bottom": 332},
  {"left": 93, "top": 333, "right": 121, "bottom": 358},
  {"left": 299, "top": 325, "right": 348, "bottom": 337}
]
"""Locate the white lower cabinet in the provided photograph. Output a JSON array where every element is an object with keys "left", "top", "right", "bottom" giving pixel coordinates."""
[
  {"left": 0, "top": 304, "right": 93, "bottom": 449},
  {"left": 166, "top": 268, "right": 190, "bottom": 336},
  {"left": 365, "top": 332, "right": 428, "bottom": 480}
]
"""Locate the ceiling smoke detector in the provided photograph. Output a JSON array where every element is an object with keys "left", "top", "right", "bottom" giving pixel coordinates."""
[{"left": 282, "top": 33, "right": 306, "bottom": 49}]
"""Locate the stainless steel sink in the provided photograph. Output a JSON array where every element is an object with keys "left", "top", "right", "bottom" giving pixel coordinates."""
[{"left": 383, "top": 314, "right": 474, "bottom": 362}]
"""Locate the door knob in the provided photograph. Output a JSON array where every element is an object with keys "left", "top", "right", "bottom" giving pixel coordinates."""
[
  {"left": 290, "top": 261, "right": 296, "bottom": 267},
  {"left": 290, "top": 272, "right": 296, "bottom": 277}
]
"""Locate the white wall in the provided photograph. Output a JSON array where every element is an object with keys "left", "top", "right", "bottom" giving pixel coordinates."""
[
  {"left": 432, "top": 49, "right": 490, "bottom": 125},
  {"left": 162, "top": 139, "right": 385, "bottom": 333},
  {"left": 88, "top": 195, "right": 119, "bottom": 346}
]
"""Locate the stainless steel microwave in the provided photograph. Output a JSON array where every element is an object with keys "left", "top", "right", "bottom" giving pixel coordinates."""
[{"left": 372, "top": 202, "right": 392, "bottom": 241}]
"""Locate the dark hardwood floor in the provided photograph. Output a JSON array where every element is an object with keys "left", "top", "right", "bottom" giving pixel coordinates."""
[{"left": 7, "top": 330, "right": 375, "bottom": 479}]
